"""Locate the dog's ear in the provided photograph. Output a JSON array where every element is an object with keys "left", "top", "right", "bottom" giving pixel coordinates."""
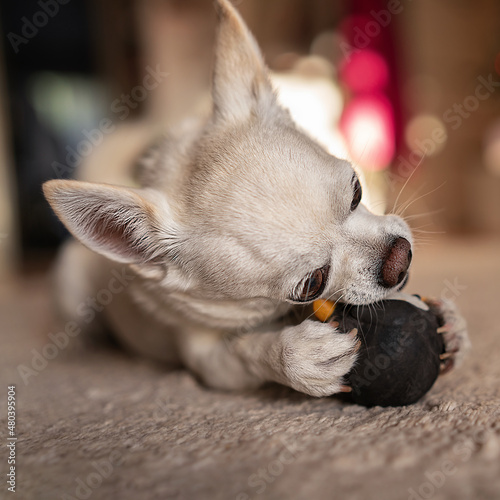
[
  {"left": 212, "top": 0, "right": 276, "bottom": 124},
  {"left": 43, "top": 180, "right": 181, "bottom": 267}
]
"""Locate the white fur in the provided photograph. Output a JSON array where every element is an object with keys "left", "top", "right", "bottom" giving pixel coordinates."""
[{"left": 44, "top": 0, "right": 415, "bottom": 397}]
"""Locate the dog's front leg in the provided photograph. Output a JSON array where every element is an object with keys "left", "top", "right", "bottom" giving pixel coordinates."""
[{"left": 178, "top": 321, "right": 360, "bottom": 397}]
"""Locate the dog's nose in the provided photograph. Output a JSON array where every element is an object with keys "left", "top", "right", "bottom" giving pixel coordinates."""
[{"left": 379, "top": 237, "right": 412, "bottom": 288}]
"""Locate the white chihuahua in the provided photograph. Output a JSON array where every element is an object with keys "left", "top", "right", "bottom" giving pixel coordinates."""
[{"left": 44, "top": 0, "right": 464, "bottom": 397}]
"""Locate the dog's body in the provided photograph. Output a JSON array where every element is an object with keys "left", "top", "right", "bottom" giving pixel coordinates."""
[{"left": 44, "top": 0, "right": 466, "bottom": 397}]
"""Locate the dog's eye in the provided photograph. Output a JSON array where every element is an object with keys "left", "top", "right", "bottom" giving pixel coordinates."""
[
  {"left": 351, "top": 177, "right": 362, "bottom": 211},
  {"left": 294, "top": 265, "right": 330, "bottom": 302}
]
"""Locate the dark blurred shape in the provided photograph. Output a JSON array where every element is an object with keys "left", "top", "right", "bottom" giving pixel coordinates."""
[
  {"left": 1, "top": 0, "right": 92, "bottom": 72},
  {"left": 1, "top": 0, "right": 95, "bottom": 255}
]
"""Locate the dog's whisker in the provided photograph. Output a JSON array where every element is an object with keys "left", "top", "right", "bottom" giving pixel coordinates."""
[
  {"left": 355, "top": 305, "right": 368, "bottom": 352},
  {"left": 412, "top": 230, "right": 440, "bottom": 240},
  {"left": 390, "top": 154, "right": 425, "bottom": 215},
  {"left": 396, "top": 182, "right": 447, "bottom": 219},
  {"left": 412, "top": 229, "right": 446, "bottom": 235},
  {"left": 403, "top": 208, "right": 446, "bottom": 222},
  {"left": 393, "top": 182, "right": 429, "bottom": 218},
  {"left": 412, "top": 240, "right": 434, "bottom": 248},
  {"left": 412, "top": 234, "right": 435, "bottom": 242},
  {"left": 302, "top": 287, "right": 347, "bottom": 324}
]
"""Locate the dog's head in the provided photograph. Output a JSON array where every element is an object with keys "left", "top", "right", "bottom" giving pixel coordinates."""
[{"left": 44, "top": 0, "right": 412, "bottom": 309}]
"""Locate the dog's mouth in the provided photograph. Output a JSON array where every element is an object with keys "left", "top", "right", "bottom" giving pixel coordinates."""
[{"left": 334, "top": 269, "right": 411, "bottom": 306}]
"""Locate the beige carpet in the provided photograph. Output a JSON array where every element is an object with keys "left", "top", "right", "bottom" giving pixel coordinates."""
[{"left": 1, "top": 237, "right": 499, "bottom": 500}]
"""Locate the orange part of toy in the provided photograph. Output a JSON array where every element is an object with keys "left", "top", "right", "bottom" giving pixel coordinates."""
[{"left": 313, "top": 299, "right": 336, "bottom": 322}]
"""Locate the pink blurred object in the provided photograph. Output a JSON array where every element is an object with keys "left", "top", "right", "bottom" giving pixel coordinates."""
[
  {"left": 340, "top": 49, "right": 389, "bottom": 93},
  {"left": 340, "top": 94, "right": 395, "bottom": 171},
  {"left": 339, "top": 1, "right": 404, "bottom": 173}
]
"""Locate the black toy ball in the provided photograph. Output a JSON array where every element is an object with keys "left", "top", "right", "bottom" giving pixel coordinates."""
[{"left": 314, "top": 295, "right": 447, "bottom": 407}]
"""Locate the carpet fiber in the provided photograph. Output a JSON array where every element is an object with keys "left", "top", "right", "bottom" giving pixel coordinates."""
[{"left": 1, "top": 237, "right": 499, "bottom": 500}]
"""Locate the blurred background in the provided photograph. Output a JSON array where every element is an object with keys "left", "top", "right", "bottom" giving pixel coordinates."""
[{"left": 1, "top": 0, "right": 500, "bottom": 281}]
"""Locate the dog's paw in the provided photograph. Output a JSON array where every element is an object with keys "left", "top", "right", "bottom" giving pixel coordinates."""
[
  {"left": 277, "top": 321, "right": 360, "bottom": 397},
  {"left": 425, "top": 297, "right": 471, "bottom": 373}
]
